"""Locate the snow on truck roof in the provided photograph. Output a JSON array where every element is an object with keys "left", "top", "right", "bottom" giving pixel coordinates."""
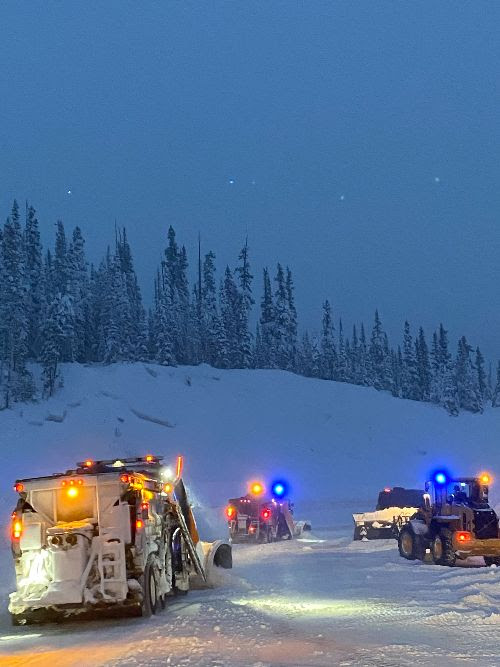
[{"left": 14, "top": 455, "right": 173, "bottom": 485}]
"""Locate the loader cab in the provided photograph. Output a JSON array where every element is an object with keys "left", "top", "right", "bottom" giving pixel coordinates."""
[{"left": 425, "top": 474, "right": 490, "bottom": 512}]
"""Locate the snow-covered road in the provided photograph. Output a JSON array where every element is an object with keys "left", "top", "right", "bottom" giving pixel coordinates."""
[{"left": 1, "top": 528, "right": 500, "bottom": 667}]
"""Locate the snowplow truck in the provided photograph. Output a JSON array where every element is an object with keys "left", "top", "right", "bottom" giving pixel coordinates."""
[
  {"left": 353, "top": 487, "right": 425, "bottom": 540},
  {"left": 398, "top": 472, "right": 500, "bottom": 566},
  {"left": 226, "top": 494, "right": 310, "bottom": 544},
  {"left": 9, "top": 455, "right": 232, "bottom": 624}
]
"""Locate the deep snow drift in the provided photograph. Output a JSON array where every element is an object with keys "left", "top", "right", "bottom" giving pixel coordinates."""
[{"left": 1, "top": 363, "right": 500, "bottom": 666}]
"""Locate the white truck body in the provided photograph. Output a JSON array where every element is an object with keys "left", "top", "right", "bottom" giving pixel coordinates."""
[{"left": 9, "top": 456, "right": 231, "bottom": 623}]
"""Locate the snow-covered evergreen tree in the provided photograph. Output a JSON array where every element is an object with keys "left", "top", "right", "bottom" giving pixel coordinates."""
[
  {"left": 455, "top": 336, "right": 482, "bottom": 413},
  {"left": 337, "top": 319, "right": 347, "bottom": 381},
  {"left": 256, "top": 268, "right": 275, "bottom": 368},
  {"left": 40, "top": 296, "right": 63, "bottom": 397},
  {"left": 320, "top": 300, "right": 336, "bottom": 380},
  {"left": 200, "top": 251, "right": 219, "bottom": 365},
  {"left": 475, "top": 347, "right": 488, "bottom": 401},
  {"left": 401, "top": 321, "right": 419, "bottom": 400},
  {"left": 24, "top": 204, "right": 45, "bottom": 358},
  {"left": 492, "top": 361, "right": 500, "bottom": 408},
  {"left": 273, "top": 264, "right": 292, "bottom": 370},
  {"left": 0, "top": 201, "right": 34, "bottom": 406},
  {"left": 368, "top": 310, "right": 391, "bottom": 391},
  {"left": 285, "top": 267, "right": 298, "bottom": 371},
  {"left": 415, "top": 326, "right": 431, "bottom": 401},
  {"left": 235, "top": 240, "right": 254, "bottom": 368}
]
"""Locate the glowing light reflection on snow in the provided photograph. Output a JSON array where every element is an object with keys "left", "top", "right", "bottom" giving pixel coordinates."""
[
  {"left": 0, "top": 633, "right": 42, "bottom": 642},
  {"left": 232, "top": 596, "right": 372, "bottom": 618}
]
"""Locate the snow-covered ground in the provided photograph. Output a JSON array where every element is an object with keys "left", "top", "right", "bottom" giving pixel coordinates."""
[{"left": 1, "top": 363, "right": 500, "bottom": 665}]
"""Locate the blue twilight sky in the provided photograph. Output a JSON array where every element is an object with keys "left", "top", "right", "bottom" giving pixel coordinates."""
[{"left": 1, "top": 2, "right": 499, "bottom": 360}]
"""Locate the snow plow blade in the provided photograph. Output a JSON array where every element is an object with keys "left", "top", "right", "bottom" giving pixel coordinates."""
[{"left": 190, "top": 540, "right": 232, "bottom": 589}]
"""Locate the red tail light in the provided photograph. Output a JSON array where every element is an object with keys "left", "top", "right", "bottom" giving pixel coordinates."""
[
  {"left": 14, "top": 482, "right": 24, "bottom": 493},
  {"left": 261, "top": 508, "right": 272, "bottom": 521},
  {"left": 456, "top": 531, "right": 472, "bottom": 542},
  {"left": 136, "top": 519, "right": 144, "bottom": 529},
  {"left": 225, "top": 505, "right": 236, "bottom": 520}
]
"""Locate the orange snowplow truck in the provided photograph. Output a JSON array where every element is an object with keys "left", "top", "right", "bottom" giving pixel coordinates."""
[{"left": 9, "top": 455, "right": 231, "bottom": 625}]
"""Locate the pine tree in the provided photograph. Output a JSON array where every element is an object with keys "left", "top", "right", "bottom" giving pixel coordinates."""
[
  {"left": 475, "top": 347, "right": 488, "bottom": 401},
  {"left": 320, "top": 300, "right": 336, "bottom": 379},
  {"left": 415, "top": 327, "right": 431, "bottom": 401},
  {"left": 219, "top": 267, "right": 241, "bottom": 367},
  {"left": 297, "top": 331, "right": 314, "bottom": 377},
  {"left": 257, "top": 268, "right": 275, "bottom": 368},
  {"left": 24, "top": 204, "right": 45, "bottom": 358},
  {"left": 455, "top": 336, "right": 482, "bottom": 413},
  {"left": 285, "top": 267, "right": 298, "bottom": 371},
  {"left": 67, "top": 226, "right": 88, "bottom": 362},
  {"left": 235, "top": 240, "right": 254, "bottom": 367},
  {"left": 492, "top": 361, "right": 500, "bottom": 408},
  {"left": 201, "top": 251, "right": 218, "bottom": 365},
  {"left": 431, "top": 324, "right": 453, "bottom": 406},
  {"left": 336, "top": 318, "right": 347, "bottom": 381},
  {"left": 369, "top": 310, "right": 391, "bottom": 390},
  {"left": 401, "top": 321, "right": 419, "bottom": 400},
  {"left": 357, "top": 323, "right": 369, "bottom": 386},
  {"left": 0, "top": 201, "right": 34, "bottom": 405},
  {"left": 40, "top": 297, "right": 63, "bottom": 397},
  {"left": 273, "top": 264, "right": 291, "bottom": 369}
]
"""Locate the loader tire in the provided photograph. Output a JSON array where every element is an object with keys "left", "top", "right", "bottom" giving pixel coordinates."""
[
  {"left": 484, "top": 556, "right": 500, "bottom": 567},
  {"left": 139, "top": 560, "right": 159, "bottom": 617},
  {"left": 432, "top": 529, "right": 456, "bottom": 567},
  {"left": 398, "top": 526, "right": 418, "bottom": 560}
]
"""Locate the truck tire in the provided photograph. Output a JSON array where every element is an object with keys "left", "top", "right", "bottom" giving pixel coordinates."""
[
  {"left": 140, "top": 560, "right": 159, "bottom": 617},
  {"left": 398, "top": 526, "right": 418, "bottom": 560},
  {"left": 484, "top": 556, "right": 500, "bottom": 567},
  {"left": 432, "top": 529, "right": 456, "bottom": 566}
]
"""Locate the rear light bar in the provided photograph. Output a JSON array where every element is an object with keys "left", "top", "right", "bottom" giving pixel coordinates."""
[{"left": 77, "top": 455, "right": 164, "bottom": 468}]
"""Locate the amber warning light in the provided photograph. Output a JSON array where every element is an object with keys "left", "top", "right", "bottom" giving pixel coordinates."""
[{"left": 249, "top": 481, "right": 265, "bottom": 496}]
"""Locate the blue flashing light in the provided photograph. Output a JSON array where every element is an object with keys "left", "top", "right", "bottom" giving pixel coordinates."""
[
  {"left": 271, "top": 480, "right": 288, "bottom": 498},
  {"left": 434, "top": 472, "right": 447, "bottom": 485}
]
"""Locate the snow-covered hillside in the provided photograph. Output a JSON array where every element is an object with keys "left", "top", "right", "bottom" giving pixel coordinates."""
[{"left": 2, "top": 362, "right": 500, "bottom": 519}]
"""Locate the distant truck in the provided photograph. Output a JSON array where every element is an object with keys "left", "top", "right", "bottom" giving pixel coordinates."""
[
  {"left": 226, "top": 480, "right": 311, "bottom": 544},
  {"left": 398, "top": 472, "right": 500, "bottom": 566},
  {"left": 9, "top": 455, "right": 231, "bottom": 624},
  {"left": 353, "top": 487, "right": 425, "bottom": 540}
]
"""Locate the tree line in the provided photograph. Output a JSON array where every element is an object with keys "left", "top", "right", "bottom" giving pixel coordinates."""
[{"left": 0, "top": 200, "right": 498, "bottom": 415}]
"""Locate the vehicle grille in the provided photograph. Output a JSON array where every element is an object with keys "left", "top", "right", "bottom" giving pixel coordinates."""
[{"left": 474, "top": 510, "right": 499, "bottom": 539}]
